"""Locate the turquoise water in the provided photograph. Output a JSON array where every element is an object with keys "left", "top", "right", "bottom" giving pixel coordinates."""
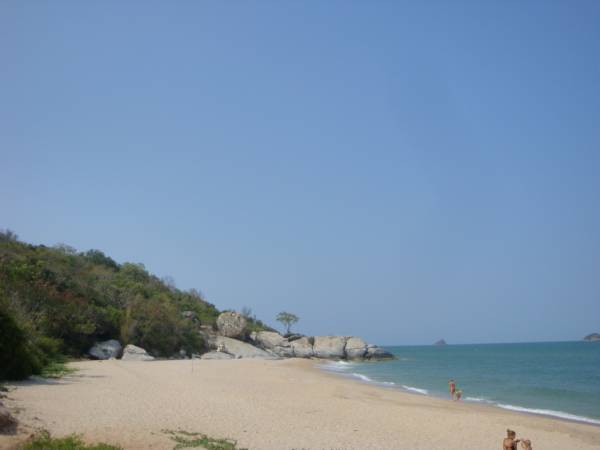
[{"left": 319, "top": 341, "right": 600, "bottom": 424}]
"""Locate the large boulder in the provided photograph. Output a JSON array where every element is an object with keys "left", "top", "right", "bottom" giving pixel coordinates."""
[
  {"left": 213, "top": 336, "right": 277, "bottom": 359},
  {"left": 291, "top": 336, "right": 314, "bottom": 358},
  {"left": 253, "top": 331, "right": 294, "bottom": 357},
  {"left": 0, "top": 402, "right": 17, "bottom": 431},
  {"left": 365, "top": 344, "right": 394, "bottom": 360},
  {"left": 200, "top": 351, "right": 234, "bottom": 360},
  {"left": 121, "top": 344, "right": 154, "bottom": 361},
  {"left": 216, "top": 312, "right": 248, "bottom": 338},
  {"left": 345, "top": 336, "right": 368, "bottom": 359},
  {"left": 88, "top": 339, "right": 122, "bottom": 360},
  {"left": 313, "top": 336, "right": 347, "bottom": 359}
]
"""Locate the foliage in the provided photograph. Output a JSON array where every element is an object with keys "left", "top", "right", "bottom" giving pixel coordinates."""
[
  {"left": 0, "top": 233, "right": 225, "bottom": 379},
  {"left": 241, "top": 306, "right": 274, "bottom": 333},
  {"left": 276, "top": 311, "right": 299, "bottom": 334},
  {"left": 40, "top": 358, "right": 77, "bottom": 379},
  {"left": 0, "top": 303, "right": 44, "bottom": 379},
  {"left": 163, "top": 430, "right": 248, "bottom": 450},
  {"left": 21, "top": 431, "right": 122, "bottom": 450}
]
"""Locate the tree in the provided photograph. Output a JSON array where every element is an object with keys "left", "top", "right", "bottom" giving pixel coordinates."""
[
  {"left": 276, "top": 311, "right": 299, "bottom": 335},
  {"left": 0, "top": 229, "right": 18, "bottom": 242}
]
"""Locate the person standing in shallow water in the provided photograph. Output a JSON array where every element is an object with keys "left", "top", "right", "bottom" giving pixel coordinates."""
[{"left": 448, "top": 379, "right": 456, "bottom": 398}]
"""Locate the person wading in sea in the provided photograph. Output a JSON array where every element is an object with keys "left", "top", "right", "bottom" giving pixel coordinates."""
[
  {"left": 448, "top": 379, "right": 456, "bottom": 398},
  {"left": 503, "top": 429, "right": 521, "bottom": 450}
]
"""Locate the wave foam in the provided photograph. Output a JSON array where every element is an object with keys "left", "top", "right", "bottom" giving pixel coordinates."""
[
  {"left": 497, "top": 404, "right": 600, "bottom": 425},
  {"left": 465, "top": 396, "right": 492, "bottom": 403},
  {"left": 317, "top": 361, "right": 354, "bottom": 372},
  {"left": 402, "top": 385, "right": 428, "bottom": 395},
  {"left": 351, "top": 373, "right": 373, "bottom": 382}
]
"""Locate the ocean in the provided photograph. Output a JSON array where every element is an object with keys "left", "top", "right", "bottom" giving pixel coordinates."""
[{"left": 318, "top": 341, "right": 600, "bottom": 425}]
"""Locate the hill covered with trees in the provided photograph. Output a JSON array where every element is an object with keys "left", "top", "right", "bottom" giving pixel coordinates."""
[{"left": 0, "top": 230, "right": 269, "bottom": 380}]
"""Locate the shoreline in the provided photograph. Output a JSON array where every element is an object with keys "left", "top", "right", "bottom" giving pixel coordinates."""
[
  {"left": 2, "top": 358, "right": 600, "bottom": 450},
  {"left": 315, "top": 359, "right": 600, "bottom": 427}
]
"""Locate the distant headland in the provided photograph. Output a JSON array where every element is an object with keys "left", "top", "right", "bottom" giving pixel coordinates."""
[{"left": 583, "top": 333, "right": 600, "bottom": 342}]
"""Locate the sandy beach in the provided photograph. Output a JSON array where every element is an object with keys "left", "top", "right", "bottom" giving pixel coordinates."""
[{"left": 2, "top": 358, "right": 599, "bottom": 450}]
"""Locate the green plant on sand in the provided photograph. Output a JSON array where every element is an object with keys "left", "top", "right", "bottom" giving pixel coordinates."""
[
  {"left": 20, "top": 431, "right": 122, "bottom": 450},
  {"left": 40, "top": 359, "right": 77, "bottom": 379},
  {"left": 163, "top": 429, "right": 248, "bottom": 450}
]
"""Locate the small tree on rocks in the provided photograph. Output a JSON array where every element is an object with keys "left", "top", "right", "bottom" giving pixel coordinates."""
[{"left": 276, "top": 311, "right": 299, "bottom": 335}]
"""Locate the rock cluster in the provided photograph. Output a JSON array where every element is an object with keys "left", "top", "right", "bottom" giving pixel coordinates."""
[
  {"left": 249, "top": 332, "right": 392, "bottom": 360},
  {"left": 86, "top": 311, "right": 393, "bottom": 362}
]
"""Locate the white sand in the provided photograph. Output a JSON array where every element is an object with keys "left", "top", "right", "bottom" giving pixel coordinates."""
[{"left": 2, "top": 358, "right": 599, "bottom": 450}]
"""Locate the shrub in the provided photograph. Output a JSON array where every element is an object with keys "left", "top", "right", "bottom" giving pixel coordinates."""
[{"left": 21, "top": 431, "right": 122, "bottom": 450}]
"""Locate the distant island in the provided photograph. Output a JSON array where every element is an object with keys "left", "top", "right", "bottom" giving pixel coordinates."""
[
  {"left": 434, "top": 339, "right": 447, "bottom": 346},
  {"left": 583, "top": 333, "right": 600, "bottom": 342}
]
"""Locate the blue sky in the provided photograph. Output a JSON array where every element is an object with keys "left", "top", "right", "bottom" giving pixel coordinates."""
[{"left": 2, "top": 1, "right": 599, "bottom": 344}]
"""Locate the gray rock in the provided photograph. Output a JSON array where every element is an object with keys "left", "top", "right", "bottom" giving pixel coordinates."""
[
  {"left": 88, "top": 339, "right": 122, "bottom": 360},
  {"left": 365, "top": 345, "right": 394, "bottom": 360},
  {"left": 121, "top": 344, "right": 154, "bottom": 361},
  {"left": 216, "top": 311, "right": 248, "bottom": 339},
  {"left": 0, "top": 402, "right": 17, "bottom": 431},
  {"left": 285, "top": 333, "right": 305, "bottom": 342},
  {"left": 345, "top": 336, "right": 368, "bottom": 359},
  {"left": 200, "top": 351, "right": 234, "bottom": 360},
  {"left": 213, "top": 336, "right": 278, "bottom": 359},
  {"left": 313, "top": 336, "right": 347, "bottom": 359},
  {"left": 291, "top": 336, "right": 314, "bottom": 358},
  {"left": 434, "top": 339, "right": 447, "bottom": 346},
  {"left": 254, "top": 331, "right": 294, "bottom": 357}
]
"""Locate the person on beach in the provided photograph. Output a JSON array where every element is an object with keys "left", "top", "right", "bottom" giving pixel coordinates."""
[
  {"left": 448, "top": 379, "right": 456, "bottom": 398},
  {"left": 520, "top": 439, "right": 532, "bottom": 450},
  {"left": 503, "top": 429, "right": 521, "bottom": 450},
  {"left": 454, "top": 389, "right": 462, "bottom": 401}
]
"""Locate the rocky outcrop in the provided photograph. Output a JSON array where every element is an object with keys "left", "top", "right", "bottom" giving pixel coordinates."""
[
  {"left": 213, "top": 336, "right": 277, "bottom": 359},
  {"left": 247, "top": 331, "right": 392, "bottom": 360},
  {"left": 252, "top": 331, "right": 294, "bottom": 357},
  {"left": 88, "top": 339, "right": 122, "bottom": 360},
  {"left": 290, "top": 336, "right": 314, "bottom": 358},
  {"left": 313, "top": 336, "right": 347, "bottom": 359},
  {"left": 0, "top": 402, "right": 17, "bottom": 431},
  {"left": 434, "top": 339, "right": 447, "bottom": 346},
  {"left": 216, "top": 311, "right": 248, "bottom": 339},
  {"left": 121, "top": 344, "right": 154, "bottom": 361},
  {"left": 583, "top": 333, "right": 600, "bottom": 342},
  {"left": 200, "top": 351, "right": 234, "bottom": 360},
  {"left": 345, "top": 337, "right": 368, "bottom": 359}
]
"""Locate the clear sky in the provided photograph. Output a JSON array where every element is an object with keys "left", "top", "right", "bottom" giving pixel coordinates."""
[{"left": 2, "top": 1, "right": 599, "bottom": 345}]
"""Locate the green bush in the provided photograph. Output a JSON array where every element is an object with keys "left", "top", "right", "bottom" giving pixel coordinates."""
[
  {"left": 0, "top": 306, "right": 43, "bottom": 380},
  {"left": 21, "top": 431, "right": 122, "bottom": 450}
]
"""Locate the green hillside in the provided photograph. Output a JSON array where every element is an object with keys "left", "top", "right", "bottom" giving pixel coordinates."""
[{"left": 0, "top": 230, "right": 267, "bottom": 380}]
